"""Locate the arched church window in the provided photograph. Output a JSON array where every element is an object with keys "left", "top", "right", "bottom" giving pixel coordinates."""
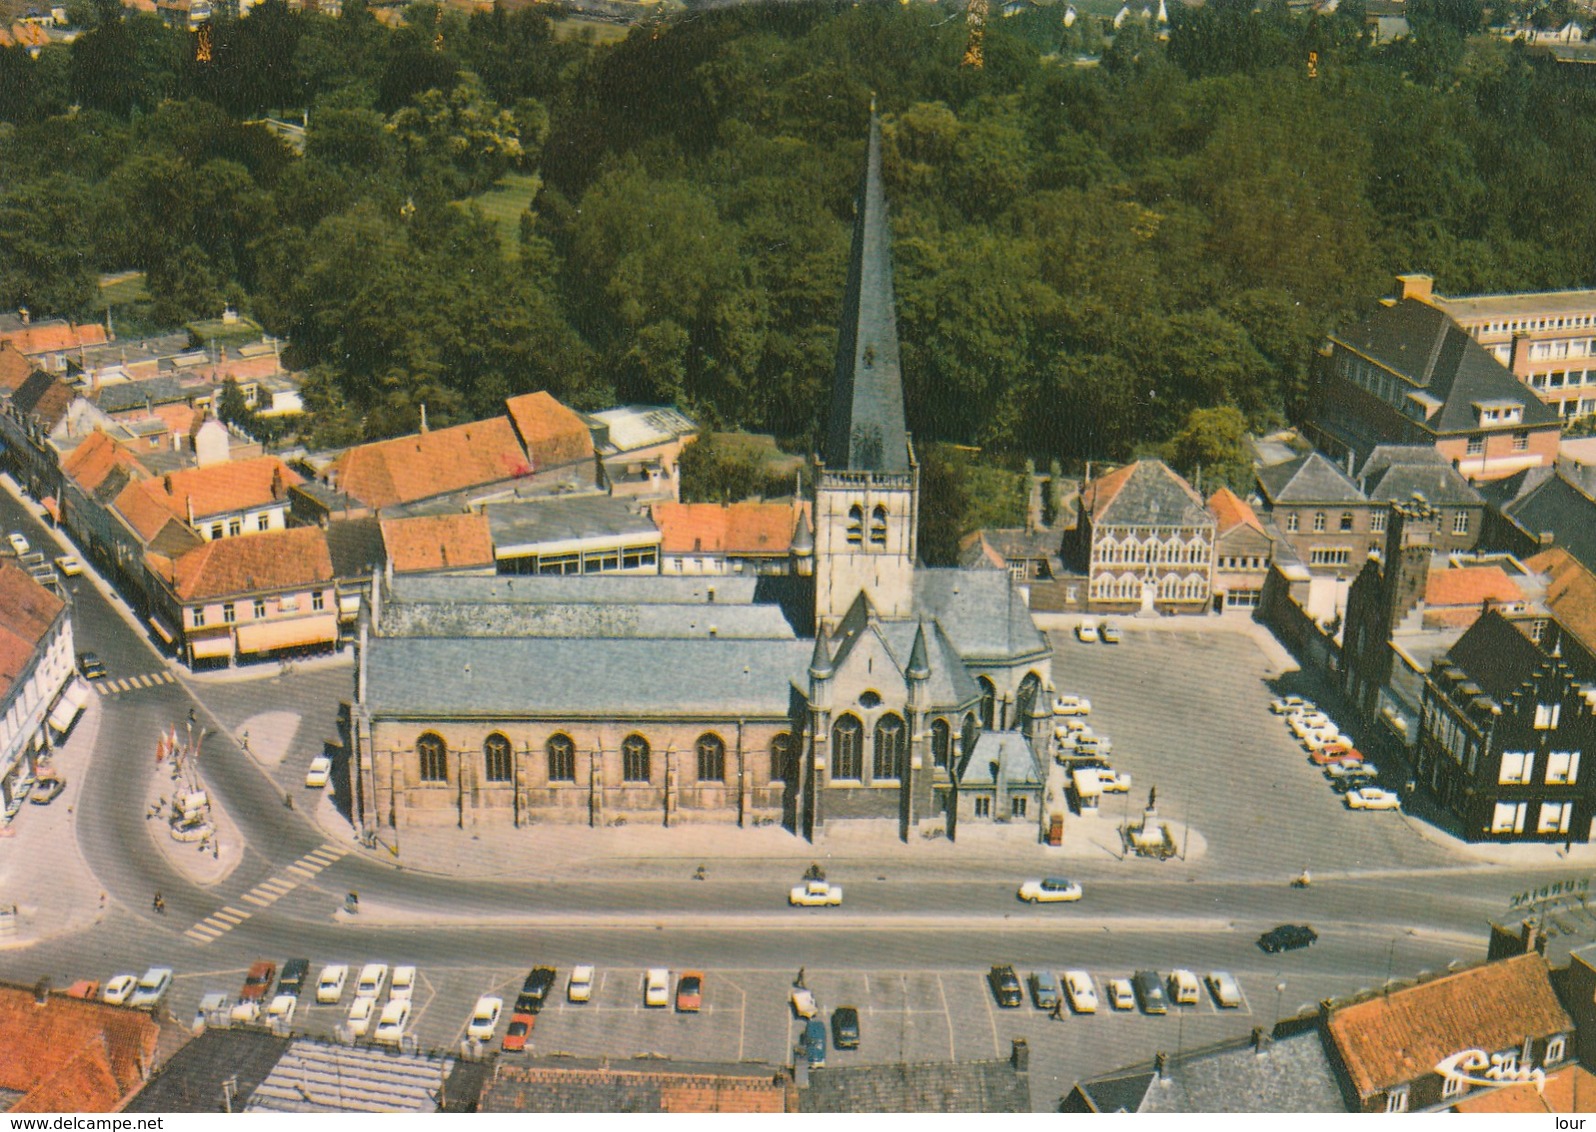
[
  {"left": 870, "top": 505, "right": 888, "bottom": 546},
  {"left": 873, "top": 714, "right": 905, "bottom": 780},
  {"left": 484, "top": 733, "right": 513, "bottom": 783},
  {"left": 546, "top": 734, "right": 575, "bottom": 781},
  {"left": 931, "top": 718, "right": 951, "bottom": 769},
  {"left": 770, "top": 733, "right": 793, "bottom": 782},
  {"left": 417, "top": 733, "right": 447, "bottom": 782},
  {"left": 977, "top": 677, "right": 997, "bottom": 731},
  {"left": 961, "top": 713, "right": 978, "bottom": 760},
  {"left": 622, "top": 734, "right": 651, "bottom": 782},
  {"left": 695, "top": 733, "right": 725, "bottom": 782},
  {"left": 847, "top": 505, "right": 863, "bottom": 546},
  {"left": 832, "top": 715, "right": 863, "bottom": 780}
]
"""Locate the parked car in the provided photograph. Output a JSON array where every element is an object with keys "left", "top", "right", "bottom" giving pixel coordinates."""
[
  {"left": 790, "top": 986, "right": 818, "bottom": 1019},
  {"left": 1301, "top": 728, "right": 1350, "bottom": 753},
  {"left": 803, "top": 1018, "right": 828, "bottom": 1066},
  {"left": 1017, "top": 877, "right": 1082, "bottom": 904},
  {"left": 374, "top": 1000, "right": 411, "bottom": 1046},
  {"left": 467, "top": 995, "right": 502, "bottom": 1041},
  {"left": 355, "top": 963, "right": 388, "bottom": 999},
  {"left": 6, "top": 532, "right": 29, "bottom": 556},
  {"left": 567, "top": 965, "right": 594, "bottom": 1004},
  {"left": 644, "top": 968, "right": 670, "bottom": 1008},
  {"left": 230, "top": 1001, "right": 262, "bottom": 1026},
  {"left": 1345, "top": 787, "right": 1402, "bottom": 811},
  {"left": 790, "top": 880, "right": 843, "bottom": 906},
  {"left": 65, "top": 980, "right": 99, "bottom": 1000},
  {"left": 389, "top": 965, "right": 418, "bottom": 1001},
  {"left": 1099, "top": 622, "right": 1121, "bottom": 644},
  {"left": 129, "top": 968, "right": 173, "bottom": 1009},
  {"left": 278, "top": 958, "right": 310, "bottom": 998},
  {"left": 518, "top": 967, "right": 556, "bottom": 1013},
  {"left": 1270, "top": 695, "right": 1316, "bottom": 715},
  {"left": 1207, "top": 971, "right": 1243, "bottom": 1009},
  {"left": 1309, "top": 743, "right": 1363, "bottom": 766},
  {"left": 1097, "top": 768, "right": 1132, "bottom": 793},
  {"left": 266, "top": 994, "right": 297, "bottom": 1028},
  {"left": 1258, "top": 924, "right": 1318, "bottom": 953},
  {"left": 502, "top": 1010, "right": 535, "bottom": 1052},
  {"left": 988, "top": 965, "right": 1023, "bottom": 1008},
  {"left": 1054, "top": 719, "right": 1093, "bottom": 740},
  {"left": 1289, "top": 713, "right": 1334, "bottom": 739},
  {"left": 346, "top": 996, "right": 378, "bottom": 1037},
  {"left": 1167, "top": 969, "right": 1200, "bottom": 1006},
  {"left": 1104, "top": 978, "right": 1136, "bottom": 1012},
  {"left": 675, "top": 971, "right": 704, "bottom": 1013},
  {"left": 193, "top": 992, "right": 227, "bottom": 1031},
  {"left": 1324, "top": 761, "right": 1379, "bottom": 781},
  {"left": 29, "top": 777, "right": 64, "bottom": 805},
  {"left": 54, "top": 554, "right": 83, "bottom": 577},
  {"left": 304, "top": 756, "right": 332, "bottom": 789},
  {"left": 832, "top": 1005, "right": 860, "bottom": 1050},
  {"left": 1074, "top": 735, "right": 1112, "bottom": 757},
  {"left": 240, "top": 961, "right": 276, "bottom": 1003},
  {"left": 1053, "top": 694, "right": 1092, "bottom": 716},
  {"left": 316, "top": 964, "right": 348, "bottom": 1004},
  {"left": 1132, "top": 970, "right": 1168, "bottom": 1015},
  {"left": 1063, "top": 970, "right": 1099, "bottom": 1014},
  {"left": 76, "top": 652, "right": 106, "bottom": 680},
  {"left": 1075, "top": 620, "right": 1100, "bottom": 644},
  {"left": 1029, "top": 970, "right": 1061, "bottom": 1010}
]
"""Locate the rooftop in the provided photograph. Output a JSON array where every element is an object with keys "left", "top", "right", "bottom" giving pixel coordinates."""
[
  {"left": 587, "top": 405, "right": 698, "bottom": 455},
  {"left": 116, "top": 456, "right": 300, "bottom": 535},
  {"left": 378, "top": 598, "right": 796, "bottom": 641},
  {"left": 332, "top": 417, "right": 531, "bottom": 511},
  {"left": 380, "top": 513, "right": 495, "bottom": 575},
  {"left": 1208, "top": 487, "right": 1269, "bottom": 537},
  {"left": 246, "top": 1039, "right": 452, "bottom": 1113},
  {"left": 481, "top": 1058, "right": 789, "bottom": 1113},
  {"left": 799, "top": 1058, "right": 1029, "bottom": 1113},
  {"left": 652, "top": 501, "right": 806, "bottom": 557},
  {"left": 503, "top": 390, "right": 594, "bottom": 469},
  {"left": 484, "top": 496, "right": 656, "bottom": 554},
  {"left": 1256, "top": 451, "right": 1365, "bottom": 506},
  {"left": 387, "top": 573, "right": 759, "bottom": 607},
  {"left": 1082, "top": 460, "right": 1213, "bottom": 529},
  {"left": 1068, "top": 1031, "right": 1345, "bottom": 1114},
  {"left": 158, "top": 526, "right": 334, "bottom": 602}
]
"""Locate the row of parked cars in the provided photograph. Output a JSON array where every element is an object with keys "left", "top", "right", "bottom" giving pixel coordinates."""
[
  {"left": 988, "top": 965, "right": 1244, "bottom": 1014},
  {"left": 1074, "top": 620, "right": 1121, "bottom": 645},
  {"left": 1051, "top": 697, "right": 1132, "bottom": 794},
  {"left": 1271, "top": 695, "right": 1401, "bottom": 812}
]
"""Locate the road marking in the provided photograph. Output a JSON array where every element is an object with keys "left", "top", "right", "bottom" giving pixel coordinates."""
[
  {"left": 219, "top": 905, "right": 249, "bottom": 920},
  {"left": 185, "top": 927, "right": 220, "bottom": 943},
  {"left": 242, "top": 893, "right": 272, "bottom": 907},
  {"left": 286, "top": 864, "right": 318, "bottom": 879},
  {"left": 213, "top": 909, "right": 246, "bottom": 925},
  {"left": 201, "top": 916, "right": 232, "bottom": 931},
  {"left": 96, "top": 671, "right": 177, "bottom": 696}
]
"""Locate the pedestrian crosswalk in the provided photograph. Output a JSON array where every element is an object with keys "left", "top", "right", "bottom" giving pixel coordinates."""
[
  {"left": 183, "top": 843, "right": 351, "bottom": 945},
  {"left": 94, "top": 671, "right": 177, "bottom": 696}
]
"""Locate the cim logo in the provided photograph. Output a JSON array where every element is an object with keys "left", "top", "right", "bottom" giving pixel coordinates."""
[{"left": 1434, "top": 1049, "right": 1547, "bottom": 1093}]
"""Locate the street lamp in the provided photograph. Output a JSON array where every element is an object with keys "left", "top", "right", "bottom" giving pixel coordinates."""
[{"left": 1273, "top": 981, "right": 1287, "bottom": 1033}]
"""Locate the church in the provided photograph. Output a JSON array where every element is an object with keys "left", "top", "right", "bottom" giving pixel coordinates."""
[{"left": 348, "top": 113, "right": 1057, "bottom": 842}]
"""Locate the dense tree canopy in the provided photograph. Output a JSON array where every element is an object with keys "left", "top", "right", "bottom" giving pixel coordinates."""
[{"left": 2, "top": 0, "right": 1594, "bottom": 493}]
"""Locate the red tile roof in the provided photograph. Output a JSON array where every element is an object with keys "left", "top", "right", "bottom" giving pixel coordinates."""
[
  {"left": 116, "top": 456, "right": 300, "bottom": 539},
  {"left": 159, "top": 526, "right": 334, "bottom": 602},
  {"left": 1424, "top": 565, "right": 1523, "bottom": 608},
  {"left": 1526, "top": 547, "right": 1596, "bottom": 658},
  {"left": 0, "top": 563, "right": 65, "bottom": 702},
  {"left": 333, "top": 418, "right": 531, "bottom": 510},
  {"left": 0, "top": 343, "right": 33, "bottom": 394},
  {"left": 380, "top": 513, "right": 495, "bottom": 574},
  {"left": 1451, "top": 1064, "right": 1596, "bottom": 1113},
  {"left": 60, "top": 431, "right": 148, "bottom": 495},
  {"left": 0, "top": 985, "right": 160, "bottom": 1112},
  {"left": 504, "top": 391, "right": 594, "bottom": 469},
  {"left": 0, "top": 322, "right": 108, "bottom": 357},
  {"left": 1325, "top": 954, "right": 1572, "bottom": 1101},
  {"left": 652, "top": 502, "right": 807, "bottom": 557},
  {"left": 1207, "top": 487, "right": 1267, "bottom": 537}
]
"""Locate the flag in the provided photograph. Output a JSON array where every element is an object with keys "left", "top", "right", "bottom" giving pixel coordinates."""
[{"left": 156, "top": 732, "right": 169, "bottom": 764}]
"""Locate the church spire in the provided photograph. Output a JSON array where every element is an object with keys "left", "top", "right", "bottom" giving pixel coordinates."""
[{"left": 824, "top": 102, "right": 911, "bottom": 476}]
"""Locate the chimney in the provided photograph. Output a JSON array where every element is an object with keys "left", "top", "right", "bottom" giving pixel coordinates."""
[
  {"left": 32, "top": 978, "right": 49, "bottom": 1005},
  {"left": 1010, "top": 1038, "right": 1029, "bottom": 1073},
  {"left": 1154, "top": 1052, "right": 1169, "bottom": 1082},
  {"left": 164, "top": 473, "right": 173, "bottom": 495},
  {"left": 419, "top": 403, "right": 429, "bottom": 434},
  {"left": 271, "top": 466, "right": 284, "bottom": 500},
  {"left": 187, "top": 494, "right": 195, "bottom": 527},
  {"left": 1395, "top": 273, "right": 1434, "bottom": 304},
  {"left": 1252, "top": 1027, "right": 1270, "bottom": 1056},
  {"left": 1522, "top": 920, "right": 1547, "bottom": 955}
]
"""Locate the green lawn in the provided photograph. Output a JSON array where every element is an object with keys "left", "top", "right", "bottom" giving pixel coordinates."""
[
  {"left": 465, "top": 172, "right": 542, "bottom": 255},
  {"left": 97, "top": 271, "right": 149, "bottom": 309}
]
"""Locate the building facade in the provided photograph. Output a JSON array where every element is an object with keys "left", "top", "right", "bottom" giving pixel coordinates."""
[
  {"left": 1071, "top": 460, "right": 1215, "bottom": 614},
  {"left": 0, "top": 564, "right": 76, "bottom": 820}
]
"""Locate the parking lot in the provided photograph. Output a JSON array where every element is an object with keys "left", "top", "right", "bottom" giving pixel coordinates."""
[{"left": 1044, "top": 623, "right": 1458, "bottom": 878}]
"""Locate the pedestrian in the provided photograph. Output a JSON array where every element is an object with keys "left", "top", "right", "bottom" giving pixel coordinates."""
[
  {"left": 1050, "top": 999, "right": 1063, "bottom": 1021},
  {"left": 98, "top": 891, "right": 106, "bottom": 910},
  {"left": 795, "top": 967, "right": 806, "bottom": 989}
]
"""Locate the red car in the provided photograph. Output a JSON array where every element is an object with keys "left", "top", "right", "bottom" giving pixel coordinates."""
[
  {"left": 240, "top": 960, "right": 276, "bottom": 1003},
  {"left": 676, "top": 971, "right": 704, "bottom": 1013},
  {"left": 501, "top": 1011, "right": 535, "bottom": 1052},
  {"left": 1310, "top": 745, "right": 1364, "bottom": 767}
]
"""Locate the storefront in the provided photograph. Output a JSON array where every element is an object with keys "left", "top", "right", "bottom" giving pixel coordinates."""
[
  {"left": 234, "top": 614, "right": 339, "bottom": 657},
  {"left": 46, "top": 678, "right": 90, "bottom": 736}
]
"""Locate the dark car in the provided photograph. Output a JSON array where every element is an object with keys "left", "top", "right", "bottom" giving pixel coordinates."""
[
  {"left": 1132, "top": 970, "right": 1168, "bottom": 1015},
  {"left": 76, "top": 653, "right": 106, "bottom": 680},
  {"left": 516, "top": 966, "right": 557, "bottom": 1013},
  {"left": 803, "top": 1018, "right": 827, "bottom": 1066},
  {"left": 240, "top": 960, "right": 276, "bottom": 1003},
  {"left": 1258, "top": 924, "right": 1319, "bottom": 954},
  {"left": 832, "top": 1005, "right": 860, "bottom": 1050},
  {"left": 29, "top": 778, "right": 64, "bottom": 805},
  {"left": 988, "top": 965, "right": 1023, "bottom": 1008},
  {"left": 277, "top": 958, "right": 310, "bottom": 998}
]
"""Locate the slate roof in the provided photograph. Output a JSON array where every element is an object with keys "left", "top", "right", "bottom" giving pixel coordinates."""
[
  {"left": 1357, "top": 444, "right": 1449, "bottom": 482},
  {"left": 877, "top": 618, "right": 981, "bottom": 708},
  {"left": 246, "top": 1039, "right": 452, "bottom": 1113},
  {"left": 12, "top": 370, "right": 76, "bottom": 430},
  {"left": 94, "top": 375, "right": 188, "bottom": 415},
  {"left": 484, "top": 496, "right": 656, "bottom": 553},
  {"left": 380, "top": 513, "right": 495, "bottom": 575},
  {"left": 332, "top": 417, "right": 531, "bottom": 510},
  {"left": 365, "top": 636, "right": 812, "bottom": 718},
  {"left": 799, "top": 1059, "right": 1029, "bottom": 1113},
  {"left": 825, "top": 113, "right": 911, "bottom": 476},
  {"left": 1441, "top": 609, "right": 1550, "bottom": 704},
  {"left": 123, "top": 1030, "right": 290, "bottom": 1113},
  {"left": 1503, "top": 471, "right": 1596, "bottom": 575},
  {"left": 1256, "top": 451, "right": 1365, "bottom": 505},
  {"left": 159, "top": 526, "right": 335, "bottom": 602},
  {"left": 1363, "top": 461, "right": 1484, "bottom": 507},
  {"left": 1082, "top": 460, "right": 1213, "bottom": 528},
  {"left": 1324, "top": 953, "right": 1572, "bottom": 1101},
  {"left": 378, "top": 599, "right": 797, "bottom": 641},
  {"left": 652, "top": 501, "right": 807, "bottom": 557},
  {"left": 956, "top": 730, "right": 1041, "bottom": 788},
  {"left": 912, "top": 569, "right": 1049, "bottom": 662},
  {"left": 324, "top": 517, "right": 385, "bottom": 582},
  {"left": 1330, "top": 299, "right": 1559, "bottom": 435},
  {"left": 503, "top": 391, "right": 594, "bottom": 468},
  {"left": 388, "top": 573, "right": 759, "bottom": 607},
  {"left": 481, "top": 1059, "right": 790, "bottom": 1113},
  {"left": 1070, "top": 1031, "right": 1346, "bottom": 1113}
]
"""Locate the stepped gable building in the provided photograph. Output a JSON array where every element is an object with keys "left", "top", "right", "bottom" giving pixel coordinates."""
[{"left": 348, "top": 112, "right": 1053, "bottom": 841}]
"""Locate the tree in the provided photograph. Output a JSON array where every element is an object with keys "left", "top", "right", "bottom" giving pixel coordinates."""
[{"left": 1163, "top": 406, "right": 1253, "bottom": 493}]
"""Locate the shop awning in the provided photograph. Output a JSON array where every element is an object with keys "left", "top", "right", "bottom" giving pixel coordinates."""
[
  {"left": 189, "top": 634, "right": 235, "bottom": 660},
  {"left": 47, "top": 679, "right": 90, "bottom": 734},
  {"left": 147, "top": 616, "right": 175, "bottom": 644},
  {"left": 235, "top": 614, "right": 339, "bottom": 655},
  {"left": 1071, "top": 767, "right": 1102, "bottom": 797}
]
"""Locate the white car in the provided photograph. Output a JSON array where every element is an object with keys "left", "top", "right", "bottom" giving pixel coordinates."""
[
  {"left": 790, "top": 986, "right": 818, "bottom": 1019},
  {"left": 1074, "top": 735, "right": 1112, "bottom": 757},
  {"left": 1325, "top": 761, "right": 1379, "bottom": 781},
  {"left": 390, "top": 965, "right": 417, "bottom": 1001},
  {"left": 54, "top": 554, "right": 83, "bottom": 576},
  {"left": 1054, "top": 720, "right": 1092, "bottom": 741},
  {"left": 1207, "top": 971, "right": 1243, "bottom": 1009},
  {"left": 346, "top": 996, "right": 378, "bottom": 1037},
  {"left": 229, "top": 1001, "right": 262, "bottom": 1026},
  {"left": 1017, "top": 877, "right": 1083, "bottom": 903},
  {"left": 1346, "top": 787, "right": 1402, "bottom": 811},
  {"left": 316, "top": 964, "right": 348, "bottom": 1004},
  {"left": 567, "top": 964, "right": 595, "bottom": 1003},
  {"left": 644, "top": 968, "right": 671, "bottom": 1008},
  {"left": 1167, "top": 969, "right": 1200, "bottom": 1006},
  {"left": 1053, "top": 694, "right": 1091, "bottom": 716},
  {"left": 1099, "top": 622, "right": 1121, "bottom": 644},
  {"left": 374, "top": 999, "right": 411, "bottom": 1046},
  {"left": 193, "top": 992, "right": 228, "bottom": 1031},
  {"left": 1270, "top": 695, "right": 1316, "bottom": 716},
  {"left": 103, "top": 974, "right": 138, "bottom": 1005},
  {"left": 267, "top": 994, "right": 297, "bottom": 1028},
  {"left": 467, "top": 995, "right": 502, "bottom": 1041},
  {"left": 129, "top": 967, "right": 173, "bottom": 1008},
  {"left": 790, "top": 880, "right": 843, "bottom": 906},
  {"left": 1289, "top": 712, "right": 1334, "bottom": 739},
  {"left": 1063, "top": 970, "right": 1098, "bottom": 1014},
  {"left": 1098, "top": 769, "right": 1132, "bottom": 793},
  {"left": 1105, "top": 977, "right": 1136, "bottom": 1011},
  {"left": 1075, "top": 620, "right": 1100, "bottom": 643},
  {"left": 304, "top": 756, "right": 332, "bottom": 789},
  {"left": 356, "top": 963, "right": 388, "bottom": 999},
  {"left": 6, "top": 532, "right": 29, "bottom": 556},
  {"left": 1303, "top": 729, "right": 1350, "bottom": 753}
]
